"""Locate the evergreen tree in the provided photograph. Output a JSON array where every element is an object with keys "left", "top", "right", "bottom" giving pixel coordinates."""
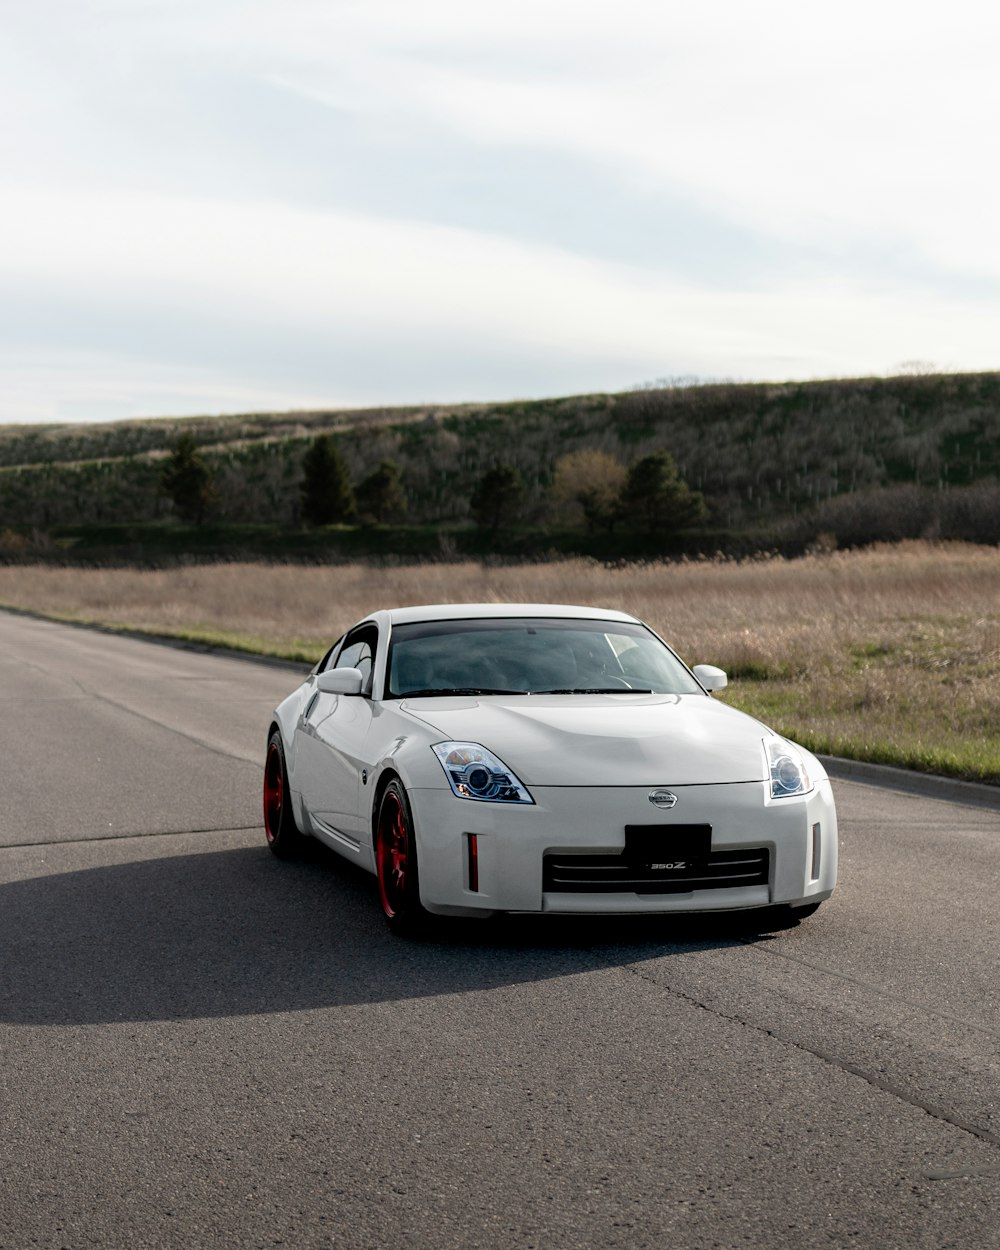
[
  {"left": 300, "top": 435, "right": 355, "bottom": 525},
  {"left": 160, "top": 434, "right": 216, "bottom": 525},
  {"left": 617, "top": 450, "right": 707, "bottom": 534},
  {"left": 470, "top": 464, "right": 525, "bottom": 531},
  {"left": 356, "top": 459, "right": 408, "bottom": 524}
]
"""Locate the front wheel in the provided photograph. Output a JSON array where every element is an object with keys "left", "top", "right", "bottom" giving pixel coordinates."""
[
  {"left": 263, "top": 731, "right": 306, "bottom": 858},
  {"left": 375, "top": 779, "right": 431, "bottom": 937}
]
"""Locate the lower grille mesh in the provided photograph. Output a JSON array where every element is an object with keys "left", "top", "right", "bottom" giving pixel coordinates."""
[{"left": 543, "top": 847, "right": 769, "bottom": 894}]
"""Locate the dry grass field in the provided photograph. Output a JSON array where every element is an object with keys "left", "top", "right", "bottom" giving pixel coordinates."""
[{"left": 1, "top": 541, "right": 998, "bottom": 782}]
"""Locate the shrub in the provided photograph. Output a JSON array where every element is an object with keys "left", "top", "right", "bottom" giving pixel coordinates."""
[{"left": 549, "top": 449, "right": 627, "bottom": 531}]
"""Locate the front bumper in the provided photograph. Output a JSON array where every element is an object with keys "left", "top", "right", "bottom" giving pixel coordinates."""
[{"left": 410, "top": 778, "right": 837, "bottom": 915}]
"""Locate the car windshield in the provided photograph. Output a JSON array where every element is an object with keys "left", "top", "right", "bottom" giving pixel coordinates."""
[{"left": 385, "top": 617, "right": 704, "bottom": 698}]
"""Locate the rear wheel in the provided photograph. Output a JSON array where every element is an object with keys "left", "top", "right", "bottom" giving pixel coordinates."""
[
  {"left": 263, "top": 731, "right": 306, "bottom": 858},
  {"left": 375, "top": 779, "right": 430, "bottom": 936}
]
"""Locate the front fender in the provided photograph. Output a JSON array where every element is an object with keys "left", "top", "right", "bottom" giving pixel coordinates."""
[{"left": 270, "top": 679, "right": 316, "bottom": 803}]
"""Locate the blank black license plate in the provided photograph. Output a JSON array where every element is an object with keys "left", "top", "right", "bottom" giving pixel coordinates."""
[{"left": 624, "top": 824, "right": 712, "bottom": 864}]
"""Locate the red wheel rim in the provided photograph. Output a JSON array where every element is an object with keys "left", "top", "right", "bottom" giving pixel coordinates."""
[
  {"left": 377, "top": 792, "right": 408, "bottom": 918},
  {"left": 263, "top": 743, "right": 283, "bottom": 842}
]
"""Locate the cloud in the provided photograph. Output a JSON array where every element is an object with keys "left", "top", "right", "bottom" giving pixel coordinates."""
[
  {"left": 0, "top": 0, "right": 998, "bottom": 421},
  {"left": 1, "top": 184, "right": 994, "bottom": 421}
]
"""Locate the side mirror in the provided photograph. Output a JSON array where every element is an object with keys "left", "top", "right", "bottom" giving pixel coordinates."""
[
  {"left": 316, "top": 667, "right": 365, "bottom": 696},
  {"left": 692, "top": 664, "right": 727, "bottom": 692}
]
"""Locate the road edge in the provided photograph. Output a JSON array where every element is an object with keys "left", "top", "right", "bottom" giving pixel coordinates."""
[
  {"left": 818, "top": 755, "right": 1000, "bottom": 811},
  {"left": 0, "top": 603, "right": 313, "bottom": 674}
]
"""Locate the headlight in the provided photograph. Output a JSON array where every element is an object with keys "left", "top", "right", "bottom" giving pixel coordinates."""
[
  {"left": 765, "top": 737, "right": 813, "bottom": 798},
  {"left": 431, "top": 742, "right": 534, "bottom": 804}
]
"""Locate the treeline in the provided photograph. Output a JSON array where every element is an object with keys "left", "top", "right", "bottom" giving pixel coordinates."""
[
  {"left": 159, "top": 435, "right": 706, "bottom": 538},
  {"left": 1, "top": 372, "right": 999, "bottom": 550}
]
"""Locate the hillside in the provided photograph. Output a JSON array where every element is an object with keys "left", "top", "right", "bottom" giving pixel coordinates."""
[{"left": 2, "top": 371, "right": 999, "bottom": 554}]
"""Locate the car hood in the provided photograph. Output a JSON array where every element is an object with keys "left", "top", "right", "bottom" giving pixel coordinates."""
[{"left": 399, "top": 693, "right": 769, "bottom": 786}]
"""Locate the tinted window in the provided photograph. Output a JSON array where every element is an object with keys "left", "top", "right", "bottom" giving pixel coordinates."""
[
  {"left": 335, "top": 627, "right": 376, "bottom": 693},
  {"left": 317, "top": 638, "right": 343, "bottom": 673},
  {"left": 386, "top": 618, "right": 702, "bottom": 697}
]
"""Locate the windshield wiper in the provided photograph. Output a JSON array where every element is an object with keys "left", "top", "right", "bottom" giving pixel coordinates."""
[
  {"left": 534, "top": 687, "right": 654, "bottom": 695},
  {"left": 398, "top": 687, "right": 529, "bottom": 698}
]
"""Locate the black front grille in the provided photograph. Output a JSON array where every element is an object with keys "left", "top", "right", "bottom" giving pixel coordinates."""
[{"left": 543, "top": 847, "right": 769, "bottom": 894}]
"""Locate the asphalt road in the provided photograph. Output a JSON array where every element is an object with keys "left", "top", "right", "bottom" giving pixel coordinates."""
[{"left": 1, "top": 610, "right": 997, "bottom": 1250}]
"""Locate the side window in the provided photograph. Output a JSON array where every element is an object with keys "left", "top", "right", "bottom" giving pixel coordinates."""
[
  {"left": 334, "top": 625, "right": 377, "bottom": 694},
  {"left": 317, "top": 638, "right": 343, "bottom": 673}
]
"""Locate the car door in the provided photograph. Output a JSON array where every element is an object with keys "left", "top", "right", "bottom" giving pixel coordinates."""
[{"left": 294, "top": 624, "right": 378, "bottom": 849}]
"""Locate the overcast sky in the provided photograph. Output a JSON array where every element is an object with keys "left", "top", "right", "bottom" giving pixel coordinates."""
[{"left": 2, "top": 0, "right": 998, "bottom": 423}]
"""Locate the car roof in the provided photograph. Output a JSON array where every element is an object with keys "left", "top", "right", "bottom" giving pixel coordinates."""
[{"left": 383, "top": 603, "right": 640, "bottom": 626}]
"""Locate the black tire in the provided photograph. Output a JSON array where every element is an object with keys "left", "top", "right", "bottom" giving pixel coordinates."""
[
  {"left": 375, "top": 779, "right": 431, "bottom": 937},
  {"left": 263, "top": 731, "right": 306, "bottom": 859}
]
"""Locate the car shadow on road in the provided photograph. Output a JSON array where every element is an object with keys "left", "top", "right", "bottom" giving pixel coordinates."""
[{"left": 0, "top": 842, "right": 794, "bottom": 1027}]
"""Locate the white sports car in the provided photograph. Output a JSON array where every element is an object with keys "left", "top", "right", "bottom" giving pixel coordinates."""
[{"left": 264, "top": 603, "right": 837, "bottom": 934}]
